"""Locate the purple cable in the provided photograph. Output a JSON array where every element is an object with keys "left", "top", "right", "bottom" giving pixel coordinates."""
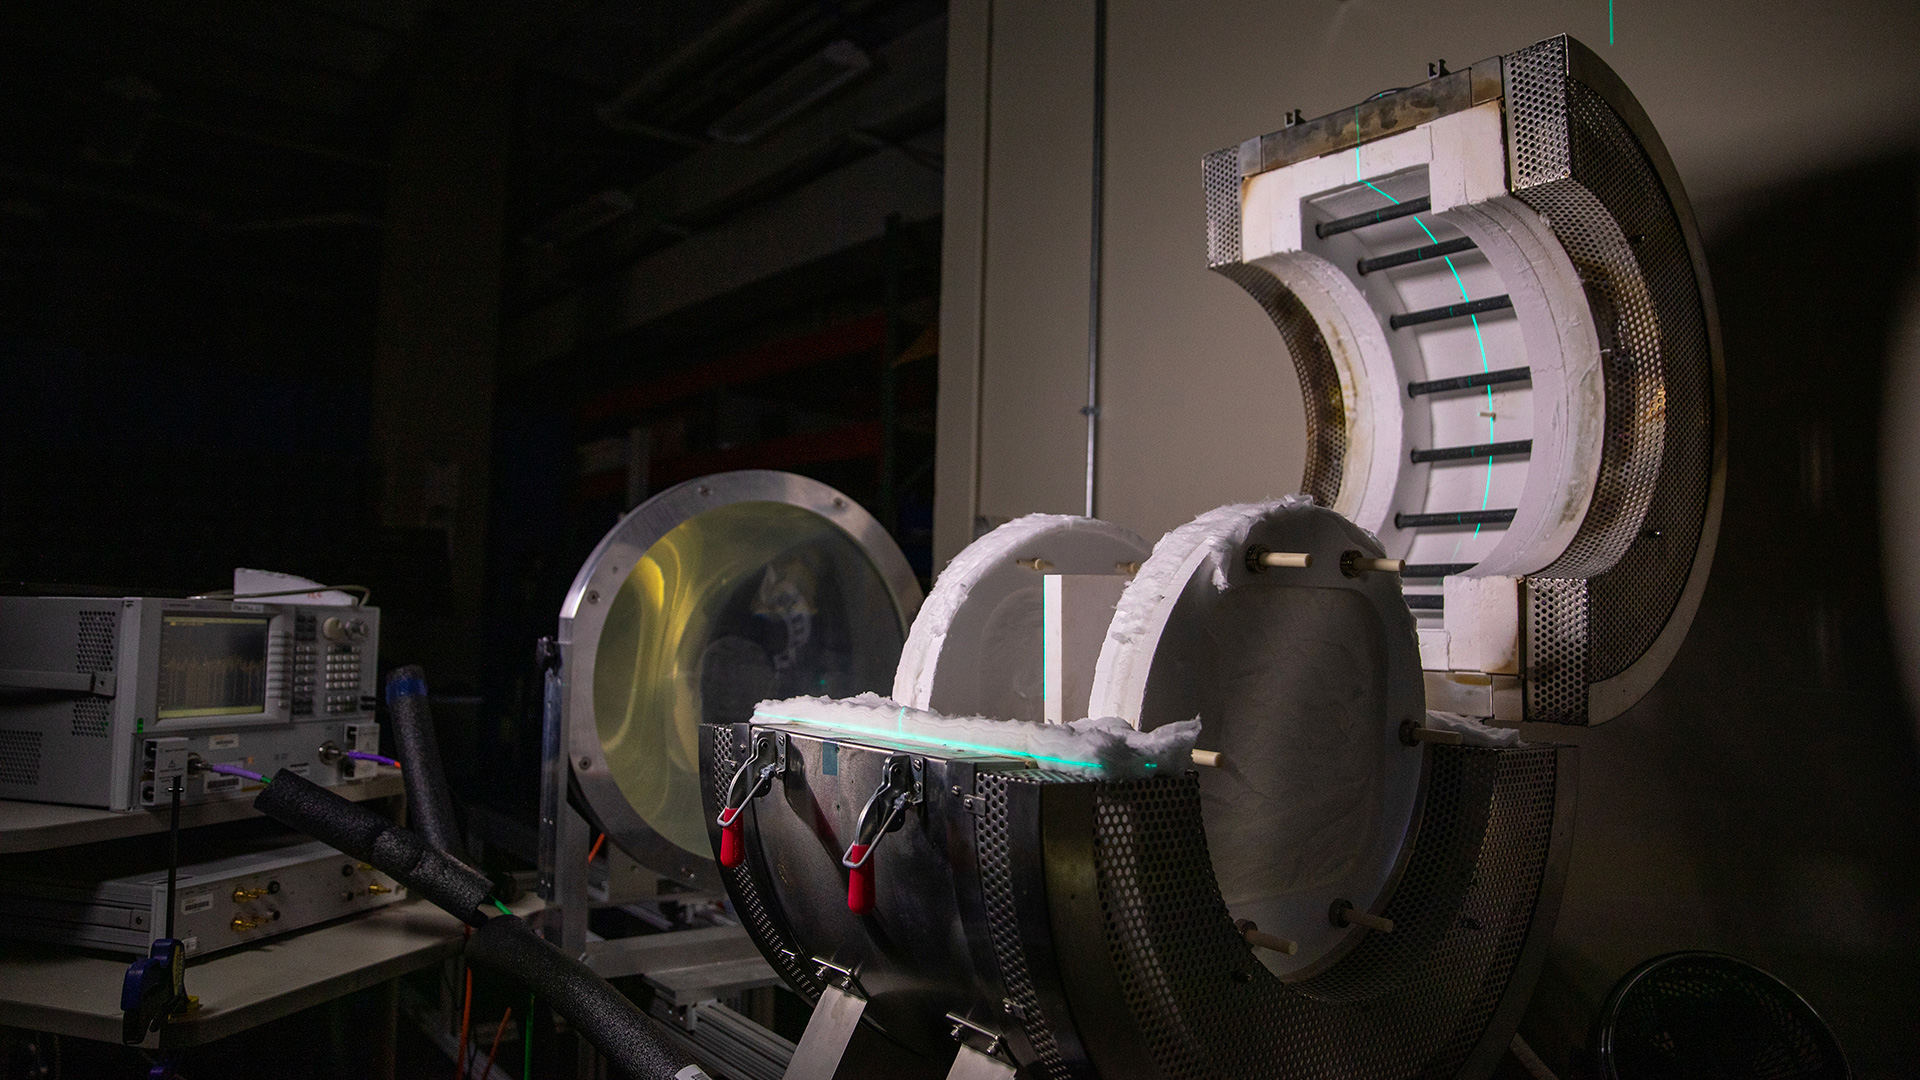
[
  {"left": 345, "top": 751, "right": 401, "bottom": 769},
  {"left": 207, "top": 763, "right": 267, "bottom": 783}
]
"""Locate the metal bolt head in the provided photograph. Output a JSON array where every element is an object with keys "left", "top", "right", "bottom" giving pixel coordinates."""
[
  {"left": 578, "top": 756, "right": 592, "bottom": 770},
  {"left": 586, "top": 589, "right": 599, "bottom": 604}
]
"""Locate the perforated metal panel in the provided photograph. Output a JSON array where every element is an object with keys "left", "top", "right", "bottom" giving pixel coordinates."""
[
  {"left": 71, "top": 699, "right": 110, "bottom": 738},
  {"left": 1213, "top": 263, "right": 1347, "bottom": 507},
  {"left": 1504, "top": 38, "right": 1572, "bottom": 188},
  {"left": 1508, "top": 43, "right": 1717, "bottom": 699},
  {"left": 980, "top": 749, "right": 1565, "bottom": 1080},
  {"left": 71, "top": 611, "right": 117, "bottom": 739},
  {"left": 1203, "top": 147, "right": 1243, "bottom": 268},
  {"left": 0, "top": 729, "right": 43, "bottom": 786},
  {"left": 1525, "top": 577, "right": 1590, "bottom": 724},
  {"left": 976, "top": 769, "right": 1073, "bottom": 1079},
  {"left": 76, "top": 610, "right": 116, "bottom": 673},
  {"left": 708, "top": 729, "right": 825, "bottom": 1001}
]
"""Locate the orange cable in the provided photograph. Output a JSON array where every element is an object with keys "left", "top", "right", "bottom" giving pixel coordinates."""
[
  {"left": 482, "top": 1005, "right": 513, "bottom": 1079},
  {"left": 586, "top": 832, "right": 606, "bottom": 866},
  {"left": 455, "top": 966, "right": 474, "bottom": 1080}
]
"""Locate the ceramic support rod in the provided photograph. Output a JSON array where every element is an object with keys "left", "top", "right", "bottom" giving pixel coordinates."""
[
  {"left": 1235, "top": 919, "right": 1299, "bottom": 955},
  {"left": 1342, "top": 553, "right": 1406, "bottom": 575},
  {"left": 1337, "top": 907, "right": 1395, "bottom": 933},
  {"left": 1191, "top": 749, "right": 1223, "bottom": 768}
]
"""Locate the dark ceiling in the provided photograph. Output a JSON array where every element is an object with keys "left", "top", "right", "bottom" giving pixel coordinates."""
[{"left": 0, "top": 0, "right": 945, "bottom": 331}]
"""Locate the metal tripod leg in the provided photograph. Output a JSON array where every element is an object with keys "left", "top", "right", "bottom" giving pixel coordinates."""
[
  {"left": 946, "top": 1044, "right": 1016, "bottom": 1080},
  {"left": 782, "top": 983, "right": 867, "bottom": 1080}
]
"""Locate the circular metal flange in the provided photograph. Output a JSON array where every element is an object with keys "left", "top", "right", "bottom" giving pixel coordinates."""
[
  {"left": 560, "top": 470, "right": 922, "bottom": 889},
  {"left": 892, "top": 514, "right": 1150, "bottom": 722},
  {"left": 1088, "top": 499, "right": 1426, "bottom": 977}
]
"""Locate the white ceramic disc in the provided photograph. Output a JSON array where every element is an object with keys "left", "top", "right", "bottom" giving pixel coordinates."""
[
  {"left": 1088, "top": 499, "right": 1427, "bottom": 978},
  {"left": 893, "top": 514, "right": 1149, "bottom": 723}
]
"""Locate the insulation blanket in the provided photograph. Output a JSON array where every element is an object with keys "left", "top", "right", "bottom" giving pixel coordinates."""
[{"left": 752, "top": 692, "right": 1199, "bottom": 778}]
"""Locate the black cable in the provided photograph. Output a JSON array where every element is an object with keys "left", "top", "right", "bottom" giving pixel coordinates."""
[{"left": 165, "top": 777, "right": 181, "bottom": 940}]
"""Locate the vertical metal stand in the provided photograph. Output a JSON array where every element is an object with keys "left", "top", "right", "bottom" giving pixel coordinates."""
[
  {"left": 536, "top": 639, "right": 592, "bottom": 958},
  {"left": 535, "top": 638, "right": 598, "bottom": 1077},
  {"left": 880, "top": 211, "right": 903, "bottom": 536},
  {"left": 783, "top": 982, "right": 869, "bottom": 1080},
  {"left": 946, "top": 1045, "right": 1016, "bottom": 1080}
]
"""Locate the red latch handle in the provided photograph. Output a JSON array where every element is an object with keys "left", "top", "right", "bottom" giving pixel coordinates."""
[
  {"left": 717, "top": 806, "right": 744, "bottom": 868},
  {"left": 845, "top": 844, "right": 874, "bottom": 914}
]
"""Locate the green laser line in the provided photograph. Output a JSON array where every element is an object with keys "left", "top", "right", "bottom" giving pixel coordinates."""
[{"left": 753, "top": 710, "right": 1102, "bottom": 769}]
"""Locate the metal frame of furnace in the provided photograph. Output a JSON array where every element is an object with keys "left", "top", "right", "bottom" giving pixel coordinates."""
[
  {"left": 704, "top": 722, "right": 1575, "bottom": 1080},
  {"left": 1204, "top": 35, "right": 1725, "bottom": 724},
  {"left": 538, "top": 470, "right": 922, "bottom": 954}
]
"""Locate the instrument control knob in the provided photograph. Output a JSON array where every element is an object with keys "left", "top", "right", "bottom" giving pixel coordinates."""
[{"left": 322, "top": 617, "right": 370, "bottom": 644}]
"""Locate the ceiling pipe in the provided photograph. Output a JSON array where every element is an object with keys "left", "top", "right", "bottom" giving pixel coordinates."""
[{"left": 596, "top": 0, "right": 813, "bottom": 131}]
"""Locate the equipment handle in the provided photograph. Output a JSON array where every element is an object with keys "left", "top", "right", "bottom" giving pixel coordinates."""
[
  {"left": 716, "top": 806, "right": 745, "bottom": 869},
  {"left": 845, "top": 845, "right": 875, "bottom": 914}
]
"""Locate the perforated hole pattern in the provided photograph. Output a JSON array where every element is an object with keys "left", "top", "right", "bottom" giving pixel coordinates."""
[
  {"left": 1214, "top": 263, "right": 1347, "bottom": 508},
  {"left": 0, "top": 729, "right": 43, "bottom": 786},
  {"left": 1507, "top": 38, "right": 1717, "bottom": 701},
  {"left": 1505, "top": 39, "right": 1572, "bottom": 188},
  {"left": 710, "top": 731, "right": 824, "bottom": 1001},
  {"left": 1602, "top": 955, "right": 1847, "bottom": 1080},
  {"left": 1525, "top": 577, "right": 1591, "bottom": 724},
  {"left": 976, "top": 770, "right": 1071, "bottom": 1079},
  {"left": 995, "top": 748, "right": 1558, "bottom": 1080},
  {"left": 1203, "top": 146, "right": 1243, "bottom": 268},
  {"left": 72, "top": 610, "right": 117, "bottom": 738}
]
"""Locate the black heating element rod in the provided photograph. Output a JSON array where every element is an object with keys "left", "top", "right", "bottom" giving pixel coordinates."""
[
  {"left": 1407, "top": 366, "right": 1532, "bottom": 397},
  {"left": 1390, "top": 294, "right": 1513, "bottom": 329},
  {"left": 1358, "top": 236, "right": 1477, "bottom": 275},
  {"left": 1402, "top": 563, "right": 1477, "bottom": 578},
  {"left": 1411, "top": 439, "right": 1533, "bottom": 464},
  {"left": 1316, "top": 196, "right": 1432, "bottom": 238},
  {"left": 1395, "top": 508, "right": 1518, "bottom": 528},
  {"left": 1406, "top": 595, "right": 1445, "bottom": 610}
]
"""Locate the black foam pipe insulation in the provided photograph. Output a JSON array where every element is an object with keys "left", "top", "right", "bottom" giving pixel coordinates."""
[
  {"left": 384, "top": 665, "right": 466, "bottom": 861},
  {"left": 253, "top": 774, "right": 710, "bottom": 1080},
  {"left": 469, "top": 915, "right": 711, "bottom": 1080},
  {"left": 254, "top": 769, "right": 493, "bottom": 923}
]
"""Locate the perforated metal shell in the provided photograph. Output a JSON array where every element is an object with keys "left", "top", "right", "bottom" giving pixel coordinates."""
[
  {"left": 1505, "top": 38, "right": 1718, "bottom": 705},
  {"left": 975, "top": 748, "right": 1573, "bottom": 1080},
  {"left": 704, "top": 726, "right": 826, "bottom": 1002},
  {"left": 1202, "top": 34, "right": 1723, "bottom": 725}
]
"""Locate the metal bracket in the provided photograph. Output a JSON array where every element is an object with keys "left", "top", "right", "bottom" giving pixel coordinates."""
[
  {"left": 784, "top": 982, "right": 868, "bottom": 1080},
  {"left": 0, "top": 668, "right": 116, "bottom": 696},
  {"left": 811, "top": 956, "right": 869, "bottom": 999},
  {"left": 945, "top": 1012, "right": 1006, "bottom": 1058}
]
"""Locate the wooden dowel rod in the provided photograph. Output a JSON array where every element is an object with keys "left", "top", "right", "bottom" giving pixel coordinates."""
[
  {"left": 1340, "top": 908, "right": 1394, "bottom": 933},
  {"left": 1235, "top": 919, "right": 1298, "bottom": 955},
  {"left": 1342, "top": 551, "right": 1405, "bottom": 575},
  {"left": 1259, "top": 551, "right": 1313, "bottom": 569}
]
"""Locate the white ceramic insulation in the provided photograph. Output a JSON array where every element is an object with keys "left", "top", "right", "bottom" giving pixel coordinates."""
[
  {"left": 1088, "top": 498, "right": 1427, "bottom": 979},
  {"left": 752, "top": 692, "right": 1199, "bottom": 779},
  {"left": 892, "top": 514, "right": 1149, "bottom": 722}
]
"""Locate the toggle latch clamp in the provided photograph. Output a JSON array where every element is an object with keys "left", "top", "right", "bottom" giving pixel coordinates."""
[
  {"left": 715, "top": 732, "right": 787, "bottom": 869},
  {"left": 840, "top": 755, "right": 922, "bottom": 914}
]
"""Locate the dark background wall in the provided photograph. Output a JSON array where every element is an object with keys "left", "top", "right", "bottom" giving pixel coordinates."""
[{"left": 938, "top": 0, "right": 1920, "bottom": 1074}]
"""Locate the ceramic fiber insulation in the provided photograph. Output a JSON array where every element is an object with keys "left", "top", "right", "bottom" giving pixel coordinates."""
[{"left": 753, "top": 692, "right": 1200, "bottom": 778}]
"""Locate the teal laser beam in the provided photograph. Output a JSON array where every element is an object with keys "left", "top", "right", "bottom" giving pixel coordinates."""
[{"left": 753, "top": 710, "right": 1104, "bottom": 769}]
